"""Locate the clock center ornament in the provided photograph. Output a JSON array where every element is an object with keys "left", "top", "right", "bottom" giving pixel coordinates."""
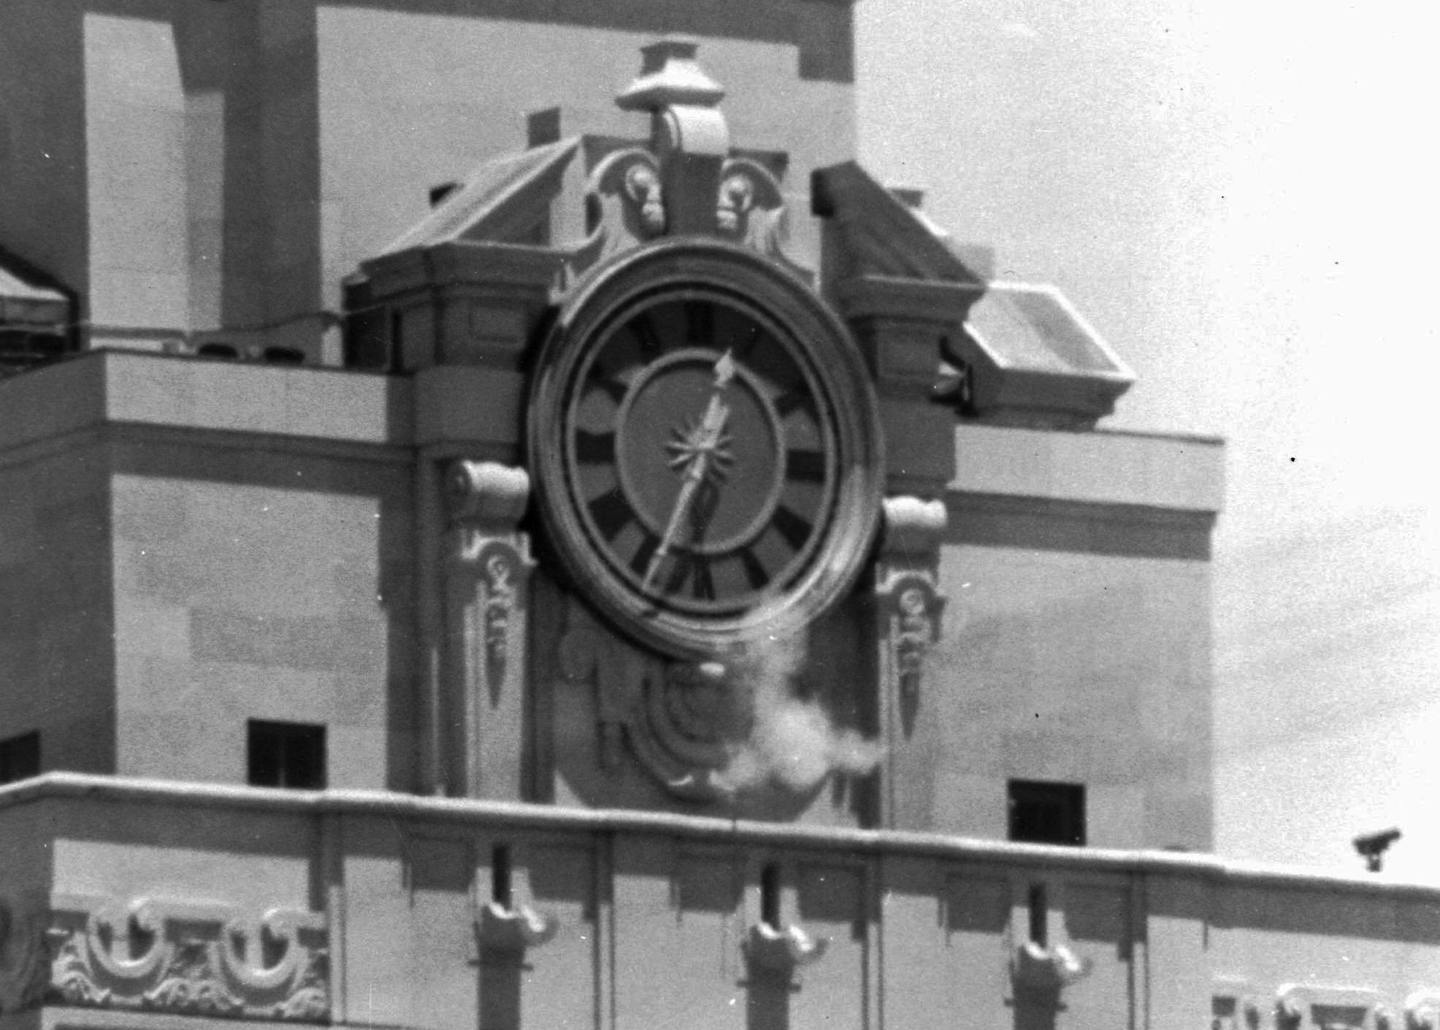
[{"left": 526, "top": 40, "right": 889, "bottom": 802}]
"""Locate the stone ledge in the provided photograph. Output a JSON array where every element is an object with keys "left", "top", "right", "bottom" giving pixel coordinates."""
[
  {"left": 2, "top": 773, "right": 1434, "bottom": 902},
  {"left": 952, "top": 423, "right": 1224, "bottom": 514},
  {"left": 0, "top": 352, "right": 409, "bottom": 455}
]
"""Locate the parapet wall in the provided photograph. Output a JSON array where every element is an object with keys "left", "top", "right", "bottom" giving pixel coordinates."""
[{"left": 0, "top": 774, "right": 1434, "bottom": 1030}]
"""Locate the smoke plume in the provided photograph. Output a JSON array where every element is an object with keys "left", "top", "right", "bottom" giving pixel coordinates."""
[{"left": 718, "top": 628, "right": 884, "bottom": 795}]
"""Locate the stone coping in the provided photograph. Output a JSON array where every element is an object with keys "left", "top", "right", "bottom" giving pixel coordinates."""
[
  {"left": 2, "top": 773, "right": 1434, "bottom": 901},
  {"left": 951, "top": 422, "right": 1225, "bottom": 514}
]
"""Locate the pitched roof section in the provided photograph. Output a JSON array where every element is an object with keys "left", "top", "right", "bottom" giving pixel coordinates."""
[
  {"left": 0, "top": 248, "right": 70, "bottom": 326},
  {"left": 380, "top": 137, "right": 582, "bottom": 255},
  {"left": 811, "top": 161, "right": 985, "bottom": 284}
]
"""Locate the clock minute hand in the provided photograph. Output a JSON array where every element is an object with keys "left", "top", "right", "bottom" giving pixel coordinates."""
[{"left": 641, "top": 351, "right": 736, "bottom": 593}]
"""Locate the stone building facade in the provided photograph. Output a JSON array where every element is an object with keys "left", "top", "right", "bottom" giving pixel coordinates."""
[{"left": 0, "top": 3, "right": 1435, "bottom": 1029}]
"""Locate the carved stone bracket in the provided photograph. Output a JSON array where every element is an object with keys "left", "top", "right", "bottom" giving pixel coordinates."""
[
  {"left": 444, "top": 460, "right": 534, "bottom": 699},
  {"left": 1011, "top": 941, "right": 1092, "bottom": 994},
  {"left": 33, "top": 895, "right": 328, "bottom": 1022},
  {"left": 474, "top": 902, "right": 559, "bottom": 957},
  {"left": 742, "top": 923, "right": 828, "bottom": 975},
  {"left": 875, "top": 496, "right": 947, "bottom": 728}
]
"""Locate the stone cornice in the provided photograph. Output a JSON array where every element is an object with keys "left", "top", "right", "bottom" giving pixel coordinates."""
[{"left": 3, "top": 773, "right": 1436, "bottom": 902}]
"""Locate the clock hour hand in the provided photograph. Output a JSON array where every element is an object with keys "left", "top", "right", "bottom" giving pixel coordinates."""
[{"left": 641, "top": 351, "right": 736, "bottom": 593}]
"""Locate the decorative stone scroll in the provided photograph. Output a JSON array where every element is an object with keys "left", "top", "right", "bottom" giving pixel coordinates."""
[
  {"left": 558, "top": 600, "right": 742, "bottom": 802},
  {"left": 10, "top": 895, "right": 328, "bottom": 1022},
  {"left": 875, "top": 496, "right": 947, "bottom": 731},
  {"left": 1276, "top": 984, "right": 1385, "bottom": 1030}
]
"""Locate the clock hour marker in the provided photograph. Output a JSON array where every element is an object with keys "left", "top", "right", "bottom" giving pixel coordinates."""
[
  {"left": 587, "top": 488, "right": 634, "bottom": 542},
  {"left": 772, "top": 505, "right": 813, "bottom": 553},
  {"left": 685, "top": 301, "right": 714, "bottom": 344},
  {"left": 630, "top": 311, "right": 663, "bottom": 358},
  {"left": 575, "top": 430, "right": 616, "bottom": 464},
  {"left": 629, "top": 531, "right": 661, "bottom": 578},
  {"left": 591, "top": 376, "right": 629, "bottom": 404},
  {"left": 786, "top": 448, "right": 825, "bottom": 483},
  {"left": 773, "top": 391, "right": 807, "bottom": 418},
  {"left": 738, "top": 547, "right": 771, "bottom": 590},
  {"left": 664, "top": 551, "right": 716, "bottom": 601}
]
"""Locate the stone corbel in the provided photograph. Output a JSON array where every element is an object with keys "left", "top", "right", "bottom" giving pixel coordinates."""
[
  {"left": 41, "top": 895, "right": 328, "bottom": 1022},
  {"left": 1011, "top": 941, "right": 1092, "bottom": 993},
  {"left": 444, "top": 460, "right": 533, "bottom": 691},
  {"left": 475, "top": 902, "right": 559, "bottom": 956},
  {"left": 742, "top": 923, "right": 828, "bottom": 974},
  {"left": 875, "top": 496, "right": 948, "bottom": 733}
]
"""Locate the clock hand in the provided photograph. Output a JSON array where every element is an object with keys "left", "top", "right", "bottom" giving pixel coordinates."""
[{"left": 641, "top": 351, "right": 736, "bottom": 593}]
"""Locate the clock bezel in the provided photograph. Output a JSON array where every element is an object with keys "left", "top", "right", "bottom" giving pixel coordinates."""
[{"left": 527, "top": 239, "right": 884, "bottom": 658}]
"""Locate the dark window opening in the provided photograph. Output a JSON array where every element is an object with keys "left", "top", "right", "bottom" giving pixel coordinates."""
[
  {"left": 1008, "top": 779, "right": 1086, "bottom": 846},
  {"left": 0, "top": 731, "right": 41, "bottom": 784},
  {"left": 247, "top": 720, "right": 326, "bottom": 789}
]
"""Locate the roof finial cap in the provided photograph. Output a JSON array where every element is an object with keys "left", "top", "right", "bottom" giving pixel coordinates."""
[{"left": 616, "top": 36, "right": 726, "bottom": 112}]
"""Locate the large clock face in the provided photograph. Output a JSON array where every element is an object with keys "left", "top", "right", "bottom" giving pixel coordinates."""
[{"left": 529, "top": 241, "right": 883, "bottom": 657}]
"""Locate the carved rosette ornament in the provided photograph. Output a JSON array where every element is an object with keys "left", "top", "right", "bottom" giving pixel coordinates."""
[
  {"left": 31, "top": 896, "right": 328, "bottom": 1022},
  {"left": 875, "top": 496, "right": 947, "bottom": 723}
]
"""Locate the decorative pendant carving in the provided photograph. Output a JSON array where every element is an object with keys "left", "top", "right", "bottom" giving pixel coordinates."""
[
  {"left": 24, "top": 896, "right": 328, "bottom": 1022},
  {"left": 558, "top": 599, "right": 743, "bottom": 801},
  {"left": 442, "top": 460, "right": 534, "bottom": 796},
  {"left": 875, "top": 496, "right": 948, "bottom": 734}
]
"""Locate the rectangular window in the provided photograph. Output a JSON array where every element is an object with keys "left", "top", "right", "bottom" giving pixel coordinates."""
[
  {"left": 1008, "top": 779, "right": 1086, "bottom": 846},
  {"left": 0, "top": 731, "right": 41, "bottom": 785},
  {"left": 247, "top": 720, "right": 326, "bottom": 790}
]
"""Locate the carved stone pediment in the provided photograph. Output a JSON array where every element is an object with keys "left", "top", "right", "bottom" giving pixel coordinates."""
[{"left": 368, "top": 38, "right": 805, "bottom": 302}]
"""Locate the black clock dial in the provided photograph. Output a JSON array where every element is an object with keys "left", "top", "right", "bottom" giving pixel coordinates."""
[
  {"left": 529, "top": 241, "right": 883, "bottom": 658},
  {"left": 566, "top": 295, "right": 836, "bottom": 617}
]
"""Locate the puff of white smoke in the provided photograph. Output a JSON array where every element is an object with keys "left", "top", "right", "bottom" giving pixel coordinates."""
[{"left": 719, "top": 629, "right": 885, "bottom": 794}]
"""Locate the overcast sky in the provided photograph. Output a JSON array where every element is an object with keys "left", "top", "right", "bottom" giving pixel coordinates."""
[{"left": 854, "top": 0, "right": 1440, "bottom": 882}]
